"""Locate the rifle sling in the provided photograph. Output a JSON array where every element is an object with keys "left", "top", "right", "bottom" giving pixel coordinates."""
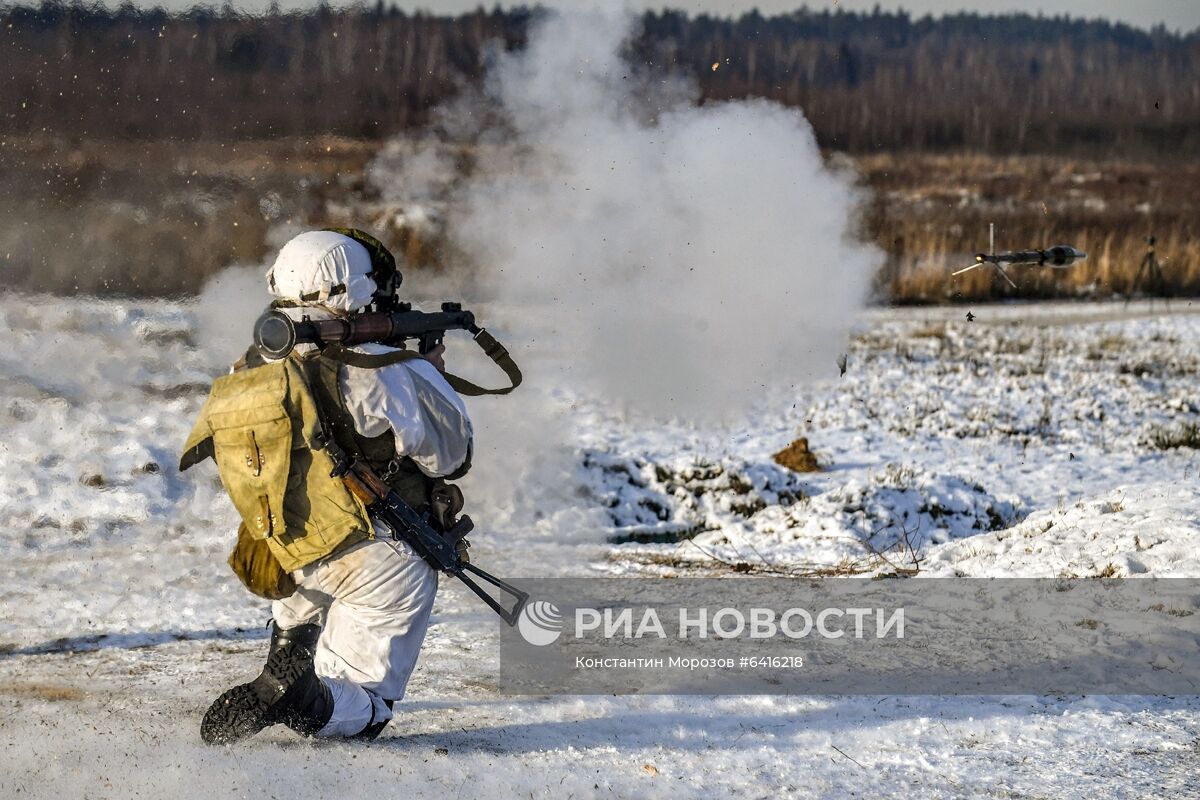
[{"left": 319, "top": 328, "right": 522, "bottom": 397}]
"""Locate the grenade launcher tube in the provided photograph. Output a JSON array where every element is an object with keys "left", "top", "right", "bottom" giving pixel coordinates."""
[{"left": 255, "top": 306, "right": 478, "bottom": 360}]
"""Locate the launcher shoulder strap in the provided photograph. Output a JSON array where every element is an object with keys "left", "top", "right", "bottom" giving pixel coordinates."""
[
  {"left": 319, "top": 329, "right": 522, "bottom": 398},
  {"left": 446, "top": 329, "right": 522, "bottom": 397},
  {"left": 319, "top": 344, "right": 423, "bottom": 369}
]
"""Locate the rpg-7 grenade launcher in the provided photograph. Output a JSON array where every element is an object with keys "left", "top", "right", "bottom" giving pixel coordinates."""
[{"left": 254, "top": 301, "right": 480, "bottom": 360}]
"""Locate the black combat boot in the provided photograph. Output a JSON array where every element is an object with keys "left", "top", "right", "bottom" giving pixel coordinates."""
[
  {"left": 200, "top": 623, "right": 335, "bottom": 745},
  {"left": 266, "top": 621, "right": 320, "bottom": 661}
]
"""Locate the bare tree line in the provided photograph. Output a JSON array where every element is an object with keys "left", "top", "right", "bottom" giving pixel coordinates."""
[
  {"left": 641, "top": 10, "right": 1200, "bottom": 154},
  {"left": 3, "top": 3, "right": 1198, "bottom": 155}
]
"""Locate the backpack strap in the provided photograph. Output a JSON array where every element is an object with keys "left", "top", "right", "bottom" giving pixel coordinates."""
[{"left": 319, "top": 329, "right": 522, "bottom": 397}]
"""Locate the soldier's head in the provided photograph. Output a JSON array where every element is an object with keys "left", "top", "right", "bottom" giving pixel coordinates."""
[{"left": 266, "top": 229, "right": 400, "bottom": 314}]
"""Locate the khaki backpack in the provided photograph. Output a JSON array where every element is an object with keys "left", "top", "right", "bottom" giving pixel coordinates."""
[{"left": 180, "top": 357, "right": 374, "bottom": 598}]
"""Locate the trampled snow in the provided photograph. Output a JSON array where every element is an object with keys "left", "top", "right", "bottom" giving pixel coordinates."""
[{"left": 2, "top": 294, "right": 1199, "bottom": 797}]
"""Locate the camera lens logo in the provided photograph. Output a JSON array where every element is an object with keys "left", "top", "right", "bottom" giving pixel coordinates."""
[{"left": 518, "top": 601, "right": 563, "bottom": 646}]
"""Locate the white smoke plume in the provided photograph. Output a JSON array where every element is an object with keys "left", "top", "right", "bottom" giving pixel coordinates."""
[
  {"left": 193, "top": 7, "right": 881, "bottom": 540},
  {"left": 190, "top": 264, "right": 270, "bottom": 366},
  {"left": 390, "top": 7, "right": 880, "bottom": 423},
  {"left": 367, "top": 7, "right": 883, "bottom": 540}
]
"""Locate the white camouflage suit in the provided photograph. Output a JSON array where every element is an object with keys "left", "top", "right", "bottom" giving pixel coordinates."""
[{"left": 265, "top": 231, "right": 473, "bottom": 737}]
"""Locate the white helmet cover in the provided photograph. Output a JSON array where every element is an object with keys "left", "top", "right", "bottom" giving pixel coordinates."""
[{"left": 266, "top": 230, "right": 378, "bottom": 313}]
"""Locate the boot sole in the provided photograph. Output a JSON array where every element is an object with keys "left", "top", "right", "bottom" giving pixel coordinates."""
[
  {"left": 200, "top": 645, "right": 315, "bottom": 745},
  {"left": 200, "top": 682, "right": 273, "bottom": 745}
]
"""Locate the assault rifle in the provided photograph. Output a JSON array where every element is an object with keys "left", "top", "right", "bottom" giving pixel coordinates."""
[{"left": 336, "top": 456, "right": 529, "bottom": 626}]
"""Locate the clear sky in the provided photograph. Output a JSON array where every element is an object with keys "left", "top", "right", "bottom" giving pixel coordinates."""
[{"left": 141, "top": 1, "right": 1199, "bottom": 33}]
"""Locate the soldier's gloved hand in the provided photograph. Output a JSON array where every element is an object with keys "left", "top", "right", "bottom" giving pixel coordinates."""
[
  {"left": 455, "top": 537, "right": 470, "bottom": 564},
  {"left": 423, "top": 343, "right": 446, "bottom": 372}
]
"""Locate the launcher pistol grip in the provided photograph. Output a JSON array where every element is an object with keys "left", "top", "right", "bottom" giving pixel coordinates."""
[{"left": 418, "top": 330, "right": 445, "bottom": 355}]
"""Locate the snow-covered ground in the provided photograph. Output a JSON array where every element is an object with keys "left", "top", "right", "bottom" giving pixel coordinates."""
[
  {"left": 585, "top": 300, "right": 1200, "bottom": 580},
  {"left": 2, "top": 294, "right": 1198, "bottom": 798}
]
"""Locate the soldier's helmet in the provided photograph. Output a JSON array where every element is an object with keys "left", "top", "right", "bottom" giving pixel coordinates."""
[{"left": 266, "top": 228, "right": 400, "bottom": 313}]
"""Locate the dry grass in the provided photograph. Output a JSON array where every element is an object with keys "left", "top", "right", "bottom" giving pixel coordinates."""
[
  {"left": 2, "top": 141, "right": 1196, "bottom": 302},
  {"left": 1150, "top": 423, "right": 1200, "bottom": 451},
  {"left": 606, "top": 549, "right": 869, "bottom": 577},
  {"left": 0, "top": 136, "right": 377, "bottom": 296},
  {"left": 4, "top": 683, "right": 87, "bottom": 702}
]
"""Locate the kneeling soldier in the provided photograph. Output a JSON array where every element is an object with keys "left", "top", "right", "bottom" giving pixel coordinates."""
[{"left": 182, "top": 229, "right": 472, "bottom": 743}]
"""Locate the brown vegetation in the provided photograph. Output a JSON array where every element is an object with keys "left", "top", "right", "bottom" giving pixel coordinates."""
[
  {"left": 2, "top": 4, "right": 529, "bottom": 139},
  {"left": 0, "top": 136, "right": 377, "bottom": 295},
  {"left": 5, "top": 683, "right": 87, "bottom": 702},
  {"left": 773, "top": 438, "right": 822, "bottom": 473},
  {"left": 2, "top": 138, "right": 1196, "bottom": 302}
]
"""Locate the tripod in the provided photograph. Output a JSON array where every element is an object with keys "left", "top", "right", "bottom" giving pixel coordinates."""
[{"left": 1126, "top": 236, "right": 1169, "bottom": 308}]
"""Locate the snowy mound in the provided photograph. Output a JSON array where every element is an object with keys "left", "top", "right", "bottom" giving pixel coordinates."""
[
  {"left": 810, "top": 463, "right": 1021, "bottom": 546},
  {"left": 581, "top": 451, "right": 806, "bottom": 542},
  {"left": 586, "top": 453, "right": 1021, "bottom": 576},
  {"left": 0, "top": 296, "right": 250, "bottom": 649},
  {"left": 924, "top": 484, "right": 1200, "bottom": 578}
]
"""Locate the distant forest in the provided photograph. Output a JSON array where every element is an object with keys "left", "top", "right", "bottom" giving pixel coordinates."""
[{"left": 3, "top": 3, "right": 1199, "bottom": 155}]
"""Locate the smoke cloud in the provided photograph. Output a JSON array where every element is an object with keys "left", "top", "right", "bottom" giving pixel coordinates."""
[
  {"left": 193, "top": 8, "right": 881, "bottom": 539},
  {"left": 393, "top": 7, "right": 879, "bottom": 422},
  {"left": 191, "top": 264, "right": 270, "bottom": 367}
]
